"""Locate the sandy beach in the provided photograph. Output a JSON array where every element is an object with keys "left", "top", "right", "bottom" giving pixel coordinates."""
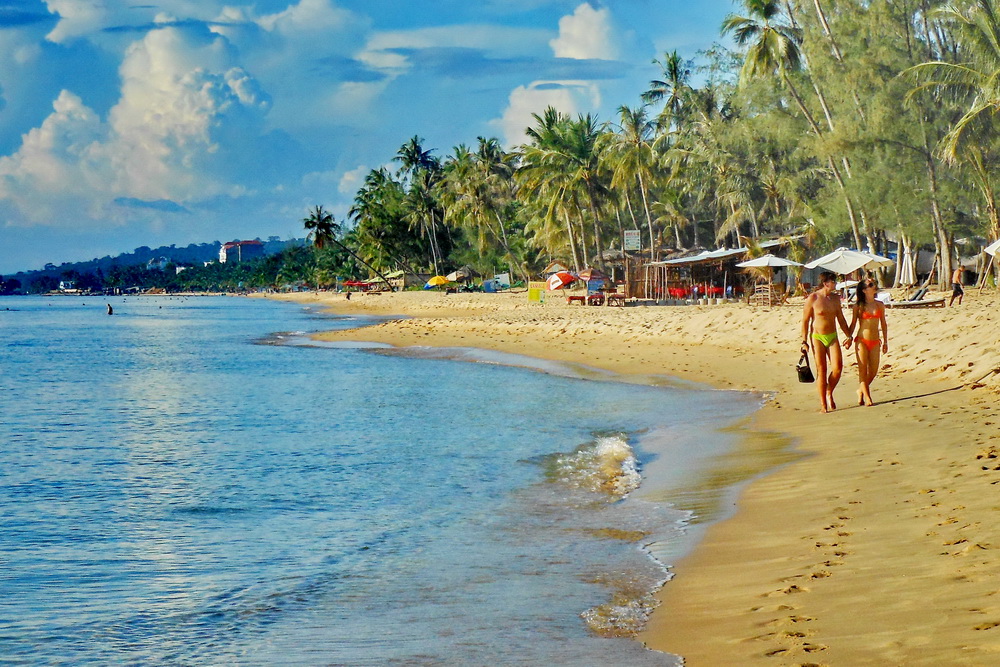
[{"left": 258, "top": 288, "right": 1000, "bottom": 665}]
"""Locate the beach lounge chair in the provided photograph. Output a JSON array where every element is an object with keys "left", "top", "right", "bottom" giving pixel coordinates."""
[{"left": 886, "top": 287, "right": 945, "bottom": 309}]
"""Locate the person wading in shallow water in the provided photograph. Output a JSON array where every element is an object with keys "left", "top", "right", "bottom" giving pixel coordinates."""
[
  {"left": 801, "top": 272, "right": 852, "bottom": 413},
  {"left": 106, "top": 304, "right": 113, "bottom": 315}
]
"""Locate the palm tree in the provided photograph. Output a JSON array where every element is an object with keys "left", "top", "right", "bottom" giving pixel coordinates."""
[
  {"left": 302, "top": 205, "right": 394, "bottom": 290},
  {"left": 303, "top": 205, "right": 340, "bottom": 249},
  {"left": 439, "top": 139, "right": 528, "bottom": 281},
  {"left": 642, "top": 51, "right": 693, "bottom": 134},
  {"left": 394, "top": 136, "right": 445, "bottom": 273},
  {"left": 603, "top": 105, "right": 661, "bottom": 257},
  {"left": 908, "top": 0, "right": 1000, "bottom": 167}
]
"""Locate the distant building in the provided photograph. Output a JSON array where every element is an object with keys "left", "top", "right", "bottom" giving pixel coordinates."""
[
  {"left": 219, "top": 240, "right": 265, "bottom": 263},
  {"left": 146, "top": 257, "right": 169, "bottom": 271},
  {"left": 58, "top": 280, "right": 76, "bottom": 291}
]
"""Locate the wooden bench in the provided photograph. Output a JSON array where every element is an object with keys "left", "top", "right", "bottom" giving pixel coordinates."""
[
  {"left": 605, "top": 293, "right": 626, "bottom": 307},
  {"left": 566, "top": 295, "right": 586, "bottom": 305}
]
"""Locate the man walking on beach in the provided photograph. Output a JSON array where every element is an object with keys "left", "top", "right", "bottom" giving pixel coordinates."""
[
  {"left": 950, "top": 266, "right": 964, "bottom": 306},
  {"left": 802, "top": 272, "right": 852, "bottom": 413}
]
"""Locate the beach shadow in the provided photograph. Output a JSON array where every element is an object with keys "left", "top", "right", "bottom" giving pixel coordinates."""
[{"left": 876, "top": 384, "right": 966, "bottom": 406}]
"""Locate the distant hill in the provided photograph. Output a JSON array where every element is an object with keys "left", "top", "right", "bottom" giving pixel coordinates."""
[{"left": 2, "top": 237, "right": 306, "bottom": 293}]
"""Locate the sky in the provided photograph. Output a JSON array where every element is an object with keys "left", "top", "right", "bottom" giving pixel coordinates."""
[{"left": 0, "top": 0, "right": 734, "bottom": 274}]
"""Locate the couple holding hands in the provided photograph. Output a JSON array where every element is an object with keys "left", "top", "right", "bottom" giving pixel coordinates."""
[{"left": 802, "top": 272, "right": 889, "bottom": 413}]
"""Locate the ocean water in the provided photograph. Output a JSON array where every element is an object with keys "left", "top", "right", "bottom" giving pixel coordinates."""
[{"left": 0, "top": 295, "right": 761, "bottom": 665}]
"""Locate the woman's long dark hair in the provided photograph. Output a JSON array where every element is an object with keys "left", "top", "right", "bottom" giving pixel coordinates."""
[{"left": 855, "top": 278, "right": 877, "bottom": 306}]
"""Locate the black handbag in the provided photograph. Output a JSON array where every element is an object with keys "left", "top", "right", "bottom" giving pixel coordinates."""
[{"left": 797, "top": 351, "right": 815, "bottom": 383}]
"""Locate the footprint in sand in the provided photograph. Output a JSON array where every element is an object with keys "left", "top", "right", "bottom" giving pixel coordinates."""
[
  {"left": 802, "top": 643, "right": 829, "bottom": 653},
  {"left": 974, "top": 621, "right": 1000, "bottom": 631},
  {"left": 764, "top": 584, "right": 810, "bottom": 597}
]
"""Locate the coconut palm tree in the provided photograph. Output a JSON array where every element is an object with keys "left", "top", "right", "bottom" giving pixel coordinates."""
[
  {"left": 642, "top": 50, "right": 693, "bottom": 134},
  {"left": 302, "top": 205, "right": 394, "bottom": 289},
  {"left": 303, "top": 205, "right": 340, "bottom": 249},
  {"left": 394, "top": 136, "right": 445, "bottom": 274},
  {"left": 603, "top": 105, "right": 661, "bottom": 258}
]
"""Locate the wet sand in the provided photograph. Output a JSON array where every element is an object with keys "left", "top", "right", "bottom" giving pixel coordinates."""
[{"left": 255, "top": 288, "right": 1000, "bottom": 664}]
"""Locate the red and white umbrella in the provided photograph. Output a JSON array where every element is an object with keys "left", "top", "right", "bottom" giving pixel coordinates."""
[{"left": 546, "top": 271, "right": 576, "bottom": 290}]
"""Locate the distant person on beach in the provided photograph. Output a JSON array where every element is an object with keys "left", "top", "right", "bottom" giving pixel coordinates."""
[
  {"left": 846, "top": 278, "right": 888, "bottom": 406},
  {"left": 345, "top": 291, "right": 351, "bottom": 301},
  {"left": 801, "top": 271, "right": 852, "bottom": 413},
  {"left": 950, "top": 267, "right": 964, "bottom": 306},
  {"left": 106, "top": 303, "right": 113, "bottom": 315}
]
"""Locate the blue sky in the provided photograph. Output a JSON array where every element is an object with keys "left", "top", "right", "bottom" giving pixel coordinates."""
[{"left": 0, "top": 0, "right": 733, "bottom": 274}]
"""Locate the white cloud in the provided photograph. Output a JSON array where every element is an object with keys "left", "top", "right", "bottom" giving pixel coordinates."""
[
  {"left": 492, "top": 81, "right": 601, "bottom": 146},
  {"left": 0, "top": 26, "right": 271, "bottom": 227},
  {"left": 338, "top": 165, "right": 369, "bottom": 194},
  {"left": 549, "top": 3, "right": 619, "bottom": 60},
  {"left": 256, "top": 0, "right": 356, "bottom": 35},
  {"left": 492, "top": 3, "right": 613, "bottom": 146},
  {"left": 44, "top": 0, "right": 108, "bottom": 44}
]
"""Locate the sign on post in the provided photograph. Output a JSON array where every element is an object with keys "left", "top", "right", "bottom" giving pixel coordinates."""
[{"left": 623, "top": 230, "right": 641, "bottom": 251}]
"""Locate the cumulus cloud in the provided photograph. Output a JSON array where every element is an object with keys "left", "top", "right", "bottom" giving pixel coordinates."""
[
  {"left": 492, "top": 3, "right": 617, "bottom": 146},
  {"left": 44, "top": 0, "right": 107, "bottom": 44},
  {"left": 338, "top": 165, "right": 369, "bottom": 194},
  {"left": 0, "top": 25, "right": 271, "bottom": 227},
  {"left": 549, "top": 3, "right": 619, "bottom": 60},
  {"left": 492, "top": 81, "right": 601, "bottom": 146}
]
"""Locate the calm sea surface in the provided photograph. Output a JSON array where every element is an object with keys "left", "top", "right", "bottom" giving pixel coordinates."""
[{"left": 0, "top": 295, "right": 760, "bottom": 665}]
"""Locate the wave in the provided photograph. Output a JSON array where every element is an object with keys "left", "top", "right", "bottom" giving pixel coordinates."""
[{"left": 545, "top": 433, "right": 641, "bottom": 499}]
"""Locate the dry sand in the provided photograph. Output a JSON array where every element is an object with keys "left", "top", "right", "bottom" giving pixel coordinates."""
[{"left": 256, "top": 288, "right": 1000, "bottom": 665}]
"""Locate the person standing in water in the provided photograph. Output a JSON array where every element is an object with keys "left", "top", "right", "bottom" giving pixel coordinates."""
[
  {"left": 801, "top": 272, "right": 852, "bottom": 413},
  {"left": 106, "top": 303, "right": 113, "bottom": 315},
  {"left": 846, "top": 278, "right": 888, "bottom": 406}
]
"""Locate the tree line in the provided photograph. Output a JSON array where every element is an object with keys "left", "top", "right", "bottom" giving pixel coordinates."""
[{"left": 306, "top": 0, "right": 1000, "bottom": 290}]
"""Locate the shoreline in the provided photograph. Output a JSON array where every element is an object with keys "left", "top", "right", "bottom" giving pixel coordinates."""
[{"left": 254, "top": 289, "right": 1000, "bottom": 664}]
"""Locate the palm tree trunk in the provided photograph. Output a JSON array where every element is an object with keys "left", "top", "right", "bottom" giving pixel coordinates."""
[
  {"left": 636, "top": 170, "right": 657, "bottom": 261},
  {"left": 563, "top": 208, "right": 582, "bottom": 272},
  {"left": 572, "top": 193, "right": 590, "bottom": 267},
  {"left": 328, "top": 236, "right": 396, "bottom": 290},
  {"left": 491, "top": 210, "right": 529, "bottom": 282},
  {"left": 586, "top": 184, "right": 606, "bottom": 269}
]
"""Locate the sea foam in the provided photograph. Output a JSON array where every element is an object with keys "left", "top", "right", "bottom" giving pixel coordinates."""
[{"left": 547, "top": 434, "right": 641, "bottom": 499}]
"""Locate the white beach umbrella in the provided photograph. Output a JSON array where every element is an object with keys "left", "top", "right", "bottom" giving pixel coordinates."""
[
  {"left": 805, "top": 247, "right": 893, "bottom": 274},
  {"left": 899, "top": 249, "right": 916, "bottom": 286},
  {"left": 735, "top": 253, "right": 802, "bottom": 268},
  {"left": 984, "top": 239, "right": 1000, "bottom": 257}
]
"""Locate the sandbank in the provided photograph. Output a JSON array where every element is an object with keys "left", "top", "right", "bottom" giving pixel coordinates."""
[{"left": 255, "top": 288, "right": 1000, "bottom": 664}]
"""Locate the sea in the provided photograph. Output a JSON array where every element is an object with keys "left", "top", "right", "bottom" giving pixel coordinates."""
[{"left": 0, "top": 295, "right": 764, "bottom": 665}]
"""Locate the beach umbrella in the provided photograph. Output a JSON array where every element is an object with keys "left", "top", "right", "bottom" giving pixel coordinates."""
[
  {"left": 576, "top": 267, "right": 606, "bottom": 281},
  {"left": 899, "top": 249, "right": 916, "bottom": 286},
  {"left": 424, "top": 275, "right": 449, "bottom": 289},
  {"left": 735, "top": 254, "right": 802, "bottom": 268},
  {"left": 546, "top": 271, "right": 576, "bottom": 290},
  {"left": 804, "top": 248, "right": 893, "bottom": 274},
  {"left": 985, "top": 239, "right": 1000, "bottom": 257}
]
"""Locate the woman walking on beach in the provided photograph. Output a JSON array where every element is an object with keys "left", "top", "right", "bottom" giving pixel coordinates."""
[{"left": 847, "top": 278, "right": 888, "bottom": 406}]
